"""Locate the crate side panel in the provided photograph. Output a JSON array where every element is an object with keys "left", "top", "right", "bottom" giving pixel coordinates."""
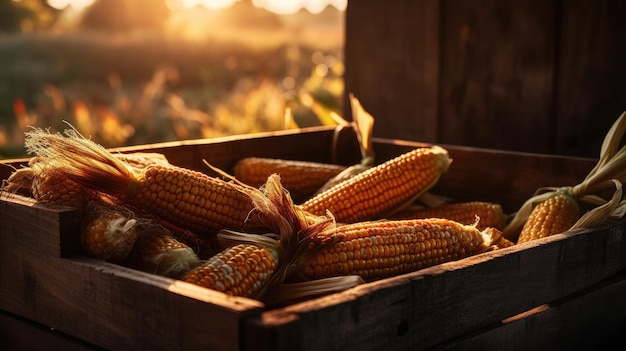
[
  {"left": 110, "top": 127, "right": 362, "bottom": 174},
  {"left": 439, "top": 273, "right": 626, "bottom": 350},
  {"left": 248, "top": 221, "right": 626, "bottom": 351},
  {"left": 0, "top": 310, "right": 102, "bottom": 351},
  {"left": 0, "top": 196, "right": 263, "bottom": 351}
]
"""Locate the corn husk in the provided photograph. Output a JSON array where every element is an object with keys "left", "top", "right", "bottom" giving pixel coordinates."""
[
  {"left": 503, "top": 110, "right": 626, "bottom": 241},
  {"left": 317, "top": 94, "right": 376, "bottom": 194}
]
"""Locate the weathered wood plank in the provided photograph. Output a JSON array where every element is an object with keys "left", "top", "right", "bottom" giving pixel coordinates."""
[
  {"left": 344, "top": 0, "right": 440, "bottom": 143},
  {"left": 245, "top": 222, "right": 626, "bottom": 351},
  {"left": 0, "top": 126, "right": 363, "bottom": 182},
  {"left": 0, "top": 194, "right": 264, "bottom": 351},
  {"left": 437, "top": 273, "right": 626, "bottom": 350},
  {"left": 439, "top": 0, "right": 557, "bottom": 153},
  {"left": 0, "top": 310, "right": 101, "bottom": 351},
  {"left": 344, "top": 0, "right": 625, "bottom": 157},
  {"left": 555, "top": 0, "right": 626, "bottom": 157}
]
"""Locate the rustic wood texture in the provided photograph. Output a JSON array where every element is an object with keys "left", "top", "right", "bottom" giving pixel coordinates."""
[
  {"left": 246, "top": 222, "right": 626, "bottom": 350},
  {"left": 0, "top": 310, "right": 102, "bottom": 351},
  {"left": 439, "top": 273, "right": 626, "bottom": 349},
  {"left": 0, "top": 126, "right": 362, "bottom": 182},
  {"left": 344, "top": 0, "right": 440, "bottom": 143},
  {"left": 344, "top": 0, "right": 626, "bottom": 158},
  {"left": 555, "top": 0, "right": 626, "bottom": 157},
  {"left": 0, "top": 194, "right": 264, "bottom": 351},
  {"left": 439, "top": 0, "right": 556, "bottom": 153}
]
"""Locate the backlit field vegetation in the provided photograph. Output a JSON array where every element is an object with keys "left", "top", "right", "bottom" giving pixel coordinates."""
[{"left": 0, "top": 2, "right": 344, "bottom": 157}]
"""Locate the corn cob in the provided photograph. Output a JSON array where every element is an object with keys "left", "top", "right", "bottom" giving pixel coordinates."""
[
  {"left": 29, "top": 159, "right": 97, "bottom": 211},
  {"left": 516, "top": 192, "right": 580, "bottom": 244},
  {"left": 128, "top": 231, "right": 201, "bottom": 278},
  {"left": 24, "top": 127, "right": 261, "bottom": 236},
  {"left": 129, "top": 164, "right": 257, "bottom": 235},
  {"left": 233, "top": 157, "right": 347, "bottom": 202},
  {"left": 181, "top": 242, "right": 278, "bottom": 298},
  {"left": 390, "top": 201, "right": 508, "bottom": 230},
  {"left": 300, "top": 146, "right": 452, "bottom": 223},
  {"left": 81, "top": 202, "right": 139, "bottom": 262},
  {"left": 297, "top": 218, "right": 494, "bottom": 281},
  {"left": 503, "top": 112, "right": 626, "bottom": 241},
  {"left": 181, "top": 173, "right": 337, "bottom": 300}
]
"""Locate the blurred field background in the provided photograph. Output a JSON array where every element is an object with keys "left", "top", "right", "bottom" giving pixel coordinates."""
[{"left": 0, "top": 0, "right": 345, "bottom": 157}]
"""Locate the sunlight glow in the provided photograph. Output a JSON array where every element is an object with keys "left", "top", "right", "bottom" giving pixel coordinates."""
[
  {"left": 253, "top": 0, "right": 346, "bottom": 14},
  {"left": 177, "top": 0, "right": 238, "bottom": 10},
  {"left": 48, "top": 0, "right": 346, "bottom": 13},
  {"left": 48, "top": 0, "right": 95, "bottom": 10}
]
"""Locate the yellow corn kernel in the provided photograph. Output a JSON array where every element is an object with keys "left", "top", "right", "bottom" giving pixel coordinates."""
[
  {"left": 26, "top": 158, "right": 97, "bottom": 211},
  {"left": 233, "top": 157, "right": 347, "bottom": 202},
  {"left": 130, "top": 165, "right": 257, "bottom": 236},
  {"left": 129, "top": 232, "right": 201, "bottom": 279},
  {"left": 516, "top": 193, "right": 580, "bottom": 244},
  {"left": 181, "top": 243, "right": 278, "bottom": 298},
  {"left": 81, "top": 203, "right": 138, "bottom": 262},
  {"left": 24, "top": 128, "right": 262, "bottom": 236},
  {"left": 300, "top": 146, "right": 452, "bottom": 223},
  {"left": 298, "top": 218, "right": 492, "bottom": 281},
  {"left": 390, "top": 201, "right": 508, "bottom": 230}
]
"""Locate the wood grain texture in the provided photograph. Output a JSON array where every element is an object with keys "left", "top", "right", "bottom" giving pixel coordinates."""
[
  {"left": 344, "top": 0, "right": 440, "bottom": 143},
  {"left": 555, "top": 0, "right": 626, "bottom": 157},
  {"left": 438, "top": 273, "right": 626, "bottom": 350},
  {"left": 439, "top": 0, "right": 556, "bottom": 153},
  {"left": 246, "top": 222, "right": 626, "bottom": 351},
  {"left": 0, "top": 310, "right": 101, "bottom": 351},
  {"left": 344, "top": 0, "right": 626, "bottom": 158},
  {"left": 0, "top": 194, "right": 264, "bottom": 351}
]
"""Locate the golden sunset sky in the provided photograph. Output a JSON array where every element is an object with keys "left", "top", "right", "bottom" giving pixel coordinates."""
[{"left": 47, "top": 0, "right": 347, "bottom": 14}]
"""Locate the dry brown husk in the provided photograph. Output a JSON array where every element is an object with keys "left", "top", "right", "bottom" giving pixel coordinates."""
[
  {"left": 316, "top": 93, "right": 376, "bottom": 195},
  {"left": 503, "top": 110, "right": 626, "bottom": 242},
  {"left": 213, "top": 173, "right": 338, "bottom": 302}
]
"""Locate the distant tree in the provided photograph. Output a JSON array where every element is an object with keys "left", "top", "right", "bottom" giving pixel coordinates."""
[
  {"left": 225, "top": 0, "right": 282, "bottom": 30},
  {"left": 0, "top": 0, "right": 60, "bottom": 32},
  {"left": 80, "top": 0, "right": 170, "bottom": 33}
]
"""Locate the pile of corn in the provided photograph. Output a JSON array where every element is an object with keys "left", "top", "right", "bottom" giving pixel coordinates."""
[{"left": 4, "top": 109, "right": 625, "bottom": 304}]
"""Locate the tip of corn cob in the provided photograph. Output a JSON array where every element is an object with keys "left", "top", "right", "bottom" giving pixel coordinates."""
[{"left": 24, "top": 125, "right": 139, "bottom": 199}]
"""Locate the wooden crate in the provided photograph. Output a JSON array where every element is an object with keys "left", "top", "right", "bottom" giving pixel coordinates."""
[{"left": 1, "top": 126, "right": 625, "bottom": 350}]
